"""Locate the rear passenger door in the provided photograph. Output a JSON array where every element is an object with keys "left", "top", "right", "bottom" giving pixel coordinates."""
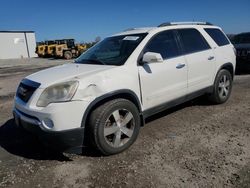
[
  {"left": 177, "top": 28, "right": 216, "bottom": 93},
  {"left": 204, "top": 28, "right": 234, "bottom": 73}
]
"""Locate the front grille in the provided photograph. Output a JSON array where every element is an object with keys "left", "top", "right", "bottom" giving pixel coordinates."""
[{"left": 17, "top": 79, "right": 41, "bottom": 103}]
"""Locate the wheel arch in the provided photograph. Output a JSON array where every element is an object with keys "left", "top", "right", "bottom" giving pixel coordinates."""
[
  {"left": 209, "top": 62, "right": 235, "bottom": 95},
  {"left": 208, "top": 62, "right": 234, "bottom": 103},
  {"left": 81, "top": 89, "right": 144, "bottom": 128},
  {"left": 217, "top": 62, "right": 235, "bottom": 80}
]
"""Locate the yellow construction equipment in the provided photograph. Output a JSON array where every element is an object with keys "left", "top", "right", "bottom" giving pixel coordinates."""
[
  {"left": 45, "top": 41, "right": 58, "bottom": 57},
  {"left": 36, "top": 42, "right": 46, "bottom": 57},
  {"left": 54, "top": 39, "right": 87, "bottom": 59},
  {"left": 36, "top": 40, "right": 55, "bottom": 57},
  {"left": 37, "top": 39, "right": 87, "bottom": 59}
]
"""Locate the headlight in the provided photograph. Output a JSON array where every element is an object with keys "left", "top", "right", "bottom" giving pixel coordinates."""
[{"left": 37, "top": 81, "right": 79, "bottom": 107}]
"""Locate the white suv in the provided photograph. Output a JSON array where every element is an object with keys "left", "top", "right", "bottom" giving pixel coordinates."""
[{"left": 13, "top": 22, "right": 236, "bottom": 155}]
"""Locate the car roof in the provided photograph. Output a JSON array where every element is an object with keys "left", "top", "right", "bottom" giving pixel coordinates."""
[
  {"left": 113, "top": 22, "right": 221, "bottom": 36},
  {"left": 113, "top": 27, "right": 157, "bottom": 36}
]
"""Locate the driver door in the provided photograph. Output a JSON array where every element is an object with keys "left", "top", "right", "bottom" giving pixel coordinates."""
[{"left": 138, "top": 30, "right": 188, "bottom": 110}]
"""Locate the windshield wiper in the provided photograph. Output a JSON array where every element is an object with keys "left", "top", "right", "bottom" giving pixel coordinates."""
[{"left": 75, "top": 59, "right": 106, "bottom": 65}]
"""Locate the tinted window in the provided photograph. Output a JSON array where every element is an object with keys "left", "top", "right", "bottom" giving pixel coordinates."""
[
  {"left": 204, "top": 28, "right": 230, "bottom": 46},
  {"left": 144, "top": 30, "right": 181, "bottom": 59},
  {"left": 178, "top": 29, "right": 210, "bottom": 54}
]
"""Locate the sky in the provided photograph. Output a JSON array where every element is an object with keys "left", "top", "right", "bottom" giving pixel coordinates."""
[{"left": 0, "top": 0, "right": 250, "bottom": 43}]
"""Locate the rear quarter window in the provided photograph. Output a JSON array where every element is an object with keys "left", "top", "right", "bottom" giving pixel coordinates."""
[{"left": 204, "top": 28, "right": 230, "bottom": 46}]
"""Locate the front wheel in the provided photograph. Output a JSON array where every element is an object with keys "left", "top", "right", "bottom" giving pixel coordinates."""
[
  {"left": 208, "top": 69, "right": 233, "bottom": 104},
  {"left": 89, "top": 99, "right": 140, "bottom": 155}
]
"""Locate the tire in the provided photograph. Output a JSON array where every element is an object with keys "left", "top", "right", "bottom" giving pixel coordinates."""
[
  {"left": 208, "top": 69, "right": 233, "bottom": 104},
  {"left": 89, "top": 99, "right": 140, "bottom": 155},
  {"left": 64, "top": 51, "right": 72, "bottom": 60}
]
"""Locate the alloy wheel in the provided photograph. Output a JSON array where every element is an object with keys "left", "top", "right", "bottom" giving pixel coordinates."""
[
  {"left": 218, "top": 74, "right": 231, "bottom": 99},
  {"left": 104, "top": 109, "right": 135, "bottom": 148}
]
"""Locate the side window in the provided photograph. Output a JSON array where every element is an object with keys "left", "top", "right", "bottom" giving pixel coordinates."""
[
  {"left": 144, "top": 30, "right": 181, "bottom": 59},
  {"left": 178, "top": 29, "right": 211, "bottom": 54},
  {"left": 204, "top": 28, "right": 230, "bottom": 46}
]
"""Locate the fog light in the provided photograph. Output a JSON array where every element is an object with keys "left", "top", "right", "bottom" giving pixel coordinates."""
[{"left": 42, "top": 118, "right": 54, "bottom": 129}]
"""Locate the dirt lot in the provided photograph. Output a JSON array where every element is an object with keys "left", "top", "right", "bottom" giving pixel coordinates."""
[{"left": 0, "top": 58, "right": 250, "bottom": 188}]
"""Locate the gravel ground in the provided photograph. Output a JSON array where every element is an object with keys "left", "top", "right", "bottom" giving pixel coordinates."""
[{"left": 0, "top": 58, "right": 250, "bottom": 188}]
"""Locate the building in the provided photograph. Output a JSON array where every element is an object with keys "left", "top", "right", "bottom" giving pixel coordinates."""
[{"left": 0, "top": 31, "right": 37, "bottom": 59}]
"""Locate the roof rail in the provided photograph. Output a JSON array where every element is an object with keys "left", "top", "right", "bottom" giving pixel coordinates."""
[
  {"left": 123, "top": 27, "right": 156, "bottom": 32},
  {"left": 158, "top": 22, "right": 213, "bottom": 27},
  {"left": 123, "top": 28, "right": 136, "bottom": 32}
]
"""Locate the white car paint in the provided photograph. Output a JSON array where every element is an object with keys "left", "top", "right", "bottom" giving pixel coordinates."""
[
  {"left": 139, "top": 55, "right": 188, "bottom": 109},
  {"left": 14, "top": 23, "right": 236, "bottom": 132}
]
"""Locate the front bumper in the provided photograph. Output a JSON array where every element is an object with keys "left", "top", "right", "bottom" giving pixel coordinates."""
[{"left": 13, "top": 108, "right": 85, "bottom": 152}]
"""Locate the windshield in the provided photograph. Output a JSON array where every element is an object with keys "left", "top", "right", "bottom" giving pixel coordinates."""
[
  {"left": 75, "top": 33, "right": 147, "bottom": 66},
  {"left": 232, "top": 33, "right": 250, "bottom": 44}
]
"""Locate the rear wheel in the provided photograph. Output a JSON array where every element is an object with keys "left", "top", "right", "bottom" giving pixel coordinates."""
[
  {"left": 64, "top": 51, "right": 72, "bottom": 59},
  {"left": 209, "top": 69, "right": 233, "bottom": 104},
  {"left": 89, "top": 99, "right": 140, "bottom": 155}
]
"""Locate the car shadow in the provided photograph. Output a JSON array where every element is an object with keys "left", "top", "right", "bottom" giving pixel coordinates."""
[
  {"left": 0, "top": 96, "right": 214, "bottom": 160},
  {"left": 0, "top": 119, "right": 102, "bottom": 160},
  {"left": 0, "top": 119, "right": 73, "bottom": 161}
]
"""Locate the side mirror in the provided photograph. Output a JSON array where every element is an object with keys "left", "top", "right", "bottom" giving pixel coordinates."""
[{"left": 142, "top": 52, "right": 164, "bottom": 64}]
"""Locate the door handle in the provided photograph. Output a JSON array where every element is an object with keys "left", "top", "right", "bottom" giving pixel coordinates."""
[
  {"left": 176, "top": 63, "right": 186, "bottom": 69},
  {"left": 208, "top": 56, "right": 215, "bottom": 60}
]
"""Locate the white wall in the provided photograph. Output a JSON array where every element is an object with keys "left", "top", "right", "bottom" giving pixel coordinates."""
[
  {"left": 0, "top": 32, "right": 37, "bottom": 59},
  {"left": 26, "top": 33, "right": 37, "bottom": 58}
]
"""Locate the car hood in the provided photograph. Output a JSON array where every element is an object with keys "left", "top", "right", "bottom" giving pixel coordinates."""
[
  {"left": 26, "top": 63, "right": 115, "bottom": 88},
  {"left": 234, "top": 43, "right": 250, "bottom": 49}
]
